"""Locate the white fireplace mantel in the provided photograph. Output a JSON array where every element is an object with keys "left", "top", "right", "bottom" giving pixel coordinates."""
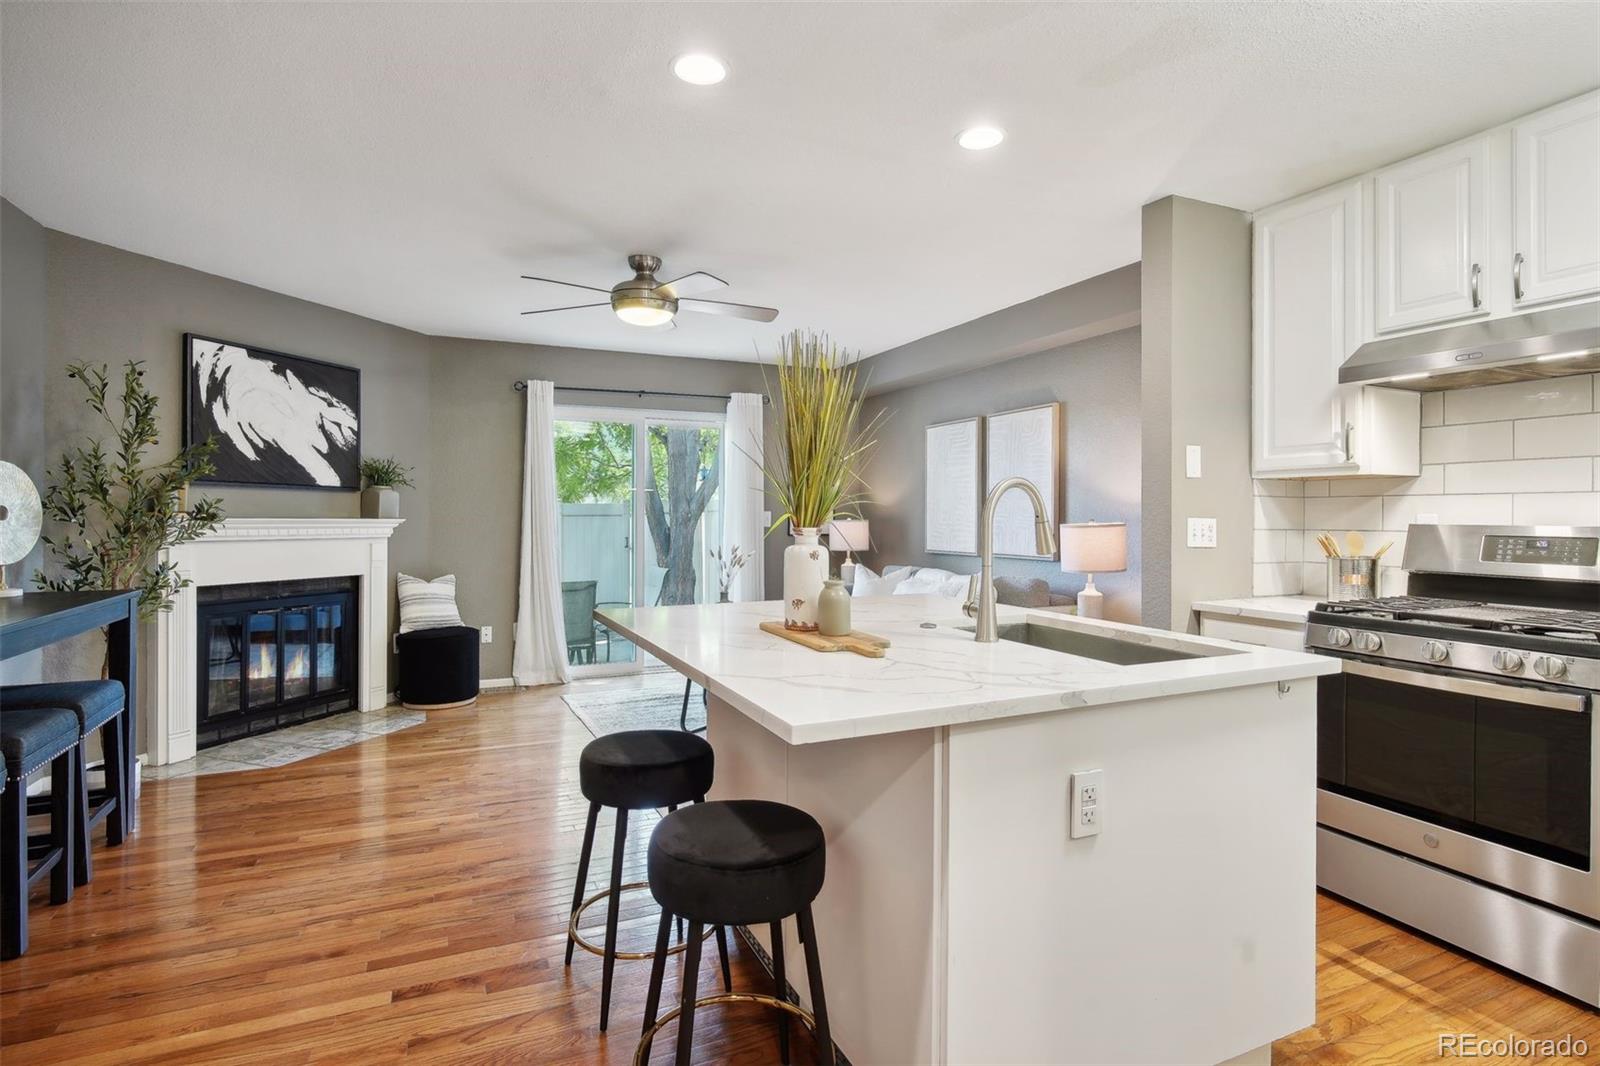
[{"left": 153, "top": 518, "right": 404, "bottom": 765}]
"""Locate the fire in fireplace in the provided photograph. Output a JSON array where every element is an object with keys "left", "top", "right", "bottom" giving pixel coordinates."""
[{"left": 196, "top": 577, "right": 359, "bottom": 748}]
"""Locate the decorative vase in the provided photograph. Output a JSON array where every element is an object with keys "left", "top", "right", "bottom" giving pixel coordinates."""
[
  {"left": 361, "top": 486, "right": 399, "bottom": 519},
  {"left": 783, "top": 527, "right": 829, "bottom": 631},
  {"left": 719, "top": 591, "right": 731, "bottom": 604},
  {"left": 818, "top": 578, "right": 851, "bottom": 637}
]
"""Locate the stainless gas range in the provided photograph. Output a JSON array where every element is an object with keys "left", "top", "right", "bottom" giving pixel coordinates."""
[{"left": 1306, "top": 524, "right": 1600, "bottom": 1004}]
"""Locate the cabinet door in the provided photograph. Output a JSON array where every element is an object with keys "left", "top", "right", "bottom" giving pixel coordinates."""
[
  {"left": 1253, "top": 181, "right": 1361, "bottom": 473},
  {"left": 1513, "top": 92, "right": 1600, "bottom": 307},
  {"left": 1374, "top": 136, "right": 1491, "bottom": 332}
]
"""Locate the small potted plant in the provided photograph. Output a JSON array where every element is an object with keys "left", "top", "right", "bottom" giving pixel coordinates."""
[{"left": 360, "top": 456, "right": 415, "bottom": 519}]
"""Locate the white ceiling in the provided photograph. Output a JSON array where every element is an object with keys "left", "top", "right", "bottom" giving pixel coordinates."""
[{"left": 3, "top": 3, "right": 1598, "bottom": 362}]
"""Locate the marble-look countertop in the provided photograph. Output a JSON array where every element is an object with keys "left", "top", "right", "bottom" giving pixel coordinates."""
[
  {"left": 1190, "top": 595, "right": 1323, "bottom": 624},
  {"left": 597, "top": 595, "right": 1339, "bottom": 745}
]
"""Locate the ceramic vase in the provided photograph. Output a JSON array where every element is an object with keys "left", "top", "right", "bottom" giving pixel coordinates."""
[
  {"left": 818, "top": 578, "right": 851, "bottom": 637},
  {"left": 783, "top": 527, "right": 829, "bottom": 631},
  {"left": 361, "top": 486, "right": 399, "bottom": 519}
]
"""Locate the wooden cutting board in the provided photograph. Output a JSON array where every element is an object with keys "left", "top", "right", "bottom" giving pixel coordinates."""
[{"left": 759, "top": 620, "right": 890, "bottom": 658}]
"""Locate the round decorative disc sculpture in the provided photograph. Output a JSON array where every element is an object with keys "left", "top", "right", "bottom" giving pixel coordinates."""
[{"left": 0, "top": 460, "right": 43, "bottom": 597}]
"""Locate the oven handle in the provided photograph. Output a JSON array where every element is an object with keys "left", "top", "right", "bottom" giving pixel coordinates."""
[{"left": 1340, "top": 659, "right": 1590, "bottom": 713}]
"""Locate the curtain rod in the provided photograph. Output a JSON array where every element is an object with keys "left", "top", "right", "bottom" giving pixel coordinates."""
[{"left": 512, "top": 382, "right": 768, "bottom": 404}]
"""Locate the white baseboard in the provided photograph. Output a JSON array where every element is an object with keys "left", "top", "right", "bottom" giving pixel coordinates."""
[{"left": 480, "top": 677, "right": 516, "bottom": 691}]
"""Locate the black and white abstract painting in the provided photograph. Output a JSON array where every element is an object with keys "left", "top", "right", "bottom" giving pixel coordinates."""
[{"left": 184, "top": 334, "right": 361, "bottom": 489}]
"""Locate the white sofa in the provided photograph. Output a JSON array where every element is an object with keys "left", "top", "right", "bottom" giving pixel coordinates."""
[{"left": 853, "top": 564, "right": 1074, "bottom": 609}]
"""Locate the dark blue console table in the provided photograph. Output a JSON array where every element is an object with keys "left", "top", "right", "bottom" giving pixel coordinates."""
[{"left": 0, "top": 591, "right": 142, "bottom": 833}]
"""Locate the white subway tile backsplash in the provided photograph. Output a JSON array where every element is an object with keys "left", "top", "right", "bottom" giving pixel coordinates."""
[
  {"left": 1514, "top": 413, "right": 1600, "bottom": 459},
  {"left": 1252, "top": 563, "right": 1301, "bottom": 597},
  {"left": 1254, "top": 495, "right": 1304, "bottom": 531},
  {"left": 1421, "top": 392, "right": 1444, "bottom": 428},
  {"left": 1254, "top": 378, "right": 1598, "bottom": 579},
  {"left": 1512, "top": 492, "right": 1600, "bottom": 526},
  {"left": 1443, "top": 457, "right": 1593, "bottom": 494},
  {"left": 1382, "top": 494, "right": 1514, "bottom": 530},
  {"left": 1305, "top": 496, "right": 1384, "bottom": 531},
  {"left": 1422, "top": 422, "right": 1513, "bottom": 464},
  {"left": 1443, "top": 376, "right": 1593, "bottom": 425},
  {"left": 1326, "top": 467, "right": 1444, "bottom": 497}
]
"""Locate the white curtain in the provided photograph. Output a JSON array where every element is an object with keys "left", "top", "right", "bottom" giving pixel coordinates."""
[
  {"left": 512, "top": 380, "right": 571, "bottom": 686},
  {"left": 724, "top": 392, "right": 766, "bottom": 601}
]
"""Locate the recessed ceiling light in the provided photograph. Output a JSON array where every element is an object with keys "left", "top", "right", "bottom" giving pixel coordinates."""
[
  {"left": 673, "top": 53, "right": 727, "bottom": 86},
  {"left": 957, "top": 125, "right": 1005, "bottom": 151}
]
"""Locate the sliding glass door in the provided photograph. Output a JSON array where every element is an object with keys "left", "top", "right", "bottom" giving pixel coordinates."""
[{"left": 555, "top": 407, "right": 723, "bottom": 675}]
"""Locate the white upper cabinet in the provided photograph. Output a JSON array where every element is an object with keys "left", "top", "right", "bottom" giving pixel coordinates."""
[
  {"left": 1513, "top": 92, "right": 1600, "bottom": 307},
  {"left": 1253, "top": 182, "right": 1364, "bottom": 474},
  {"left": 1373, "top": 135, "right": 1492, "bottom": 333}
]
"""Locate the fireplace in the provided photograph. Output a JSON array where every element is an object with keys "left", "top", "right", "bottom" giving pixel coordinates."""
[{"left": 195, "top": 577, "right": 359, "bottom": 748}]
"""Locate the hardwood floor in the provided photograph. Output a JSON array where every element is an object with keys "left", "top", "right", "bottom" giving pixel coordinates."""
[{"left": 1, "top": 683, "right": 1594, "bottom": 1064}]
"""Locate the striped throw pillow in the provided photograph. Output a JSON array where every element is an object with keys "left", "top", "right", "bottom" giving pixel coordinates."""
[{"left": 396, "top": 573, "right": 464, "bottom": 634}]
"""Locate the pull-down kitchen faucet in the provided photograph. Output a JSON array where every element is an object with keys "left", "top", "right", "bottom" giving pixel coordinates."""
[{"left": 963, "top": 476, "right": 1057, "bottom": 642}]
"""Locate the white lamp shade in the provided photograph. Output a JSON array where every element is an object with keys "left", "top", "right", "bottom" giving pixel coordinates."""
[
  {"left": 825, "top": 519, "right": 870, "bottom": 553},
  {"left": 1059, "top": 521, "right": 1127, "bottom": 574}
]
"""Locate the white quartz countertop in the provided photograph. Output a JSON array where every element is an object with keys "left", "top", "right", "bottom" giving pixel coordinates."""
[
  {"left": 597, "top": 595, "right": 1338, "bottom": 745},
  {"left": 1191, "top": 595, "right": 1323, "bottom": 624}
]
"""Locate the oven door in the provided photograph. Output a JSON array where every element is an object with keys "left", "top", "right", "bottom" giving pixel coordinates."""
[{"left": 1317, "top": 658, "right": 1598, "bottom": 919}]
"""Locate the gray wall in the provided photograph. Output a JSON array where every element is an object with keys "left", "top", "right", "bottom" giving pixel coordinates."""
[
  {"left": 426, "top": 336, "right": 769, "bottom": 678},
  {"left": 1140, "top": 196, "right": 1253, "bottom": 631},
  {"left": 858, "top": 326, "right": 1143, "bottom": 623},
  {"left": 1, "top": 199, "right": 50, "bottom": 682}
]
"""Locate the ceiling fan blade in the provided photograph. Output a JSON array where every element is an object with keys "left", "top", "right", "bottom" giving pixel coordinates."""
[
  {"left": 520, "top": 275, "right": 613, "bottom": 295},
  {"left": 519, "top": 302, "right": 610, "bottom": 315},
  {"left": 678, "top": 298, "right": 779, "bottom": 323},
  {"left": 656, "top": 271, "right": 727, "bottom": 299}
]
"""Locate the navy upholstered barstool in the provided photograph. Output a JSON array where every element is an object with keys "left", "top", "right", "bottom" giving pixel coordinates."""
[
  {"left": 639, "top": 799, "right": 834, "bottom": 1066},
  {"left": 1, "top": 706, "right": 80, "bottom": 960},
  {"left": 568, "top": 729, "right": 730, "bottom": 1032},
  {"left": 3, "top": 680, "right": 128, "bottom": 885}
]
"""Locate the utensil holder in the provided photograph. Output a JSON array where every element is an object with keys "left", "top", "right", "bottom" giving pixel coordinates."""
[{"left": 1326, "top": 556, "right": 1377, "bottom": 601}]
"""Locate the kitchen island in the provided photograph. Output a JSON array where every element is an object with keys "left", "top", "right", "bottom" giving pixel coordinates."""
[{"left": 597, "top": 595, "right": 1339, "bottom": 1065}]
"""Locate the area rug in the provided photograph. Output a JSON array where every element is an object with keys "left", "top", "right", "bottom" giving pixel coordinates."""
[{"left": 563, "top": 669, "right": 706, "bottom": 737}]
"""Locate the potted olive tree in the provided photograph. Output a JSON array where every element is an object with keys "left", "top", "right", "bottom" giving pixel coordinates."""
[{"left": 360, "top": 456, "right": 414, "bottom": 519}]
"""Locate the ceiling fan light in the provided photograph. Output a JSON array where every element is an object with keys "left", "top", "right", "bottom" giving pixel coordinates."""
[{"left": 614, "top": 297, "right": 675, "bottom": 327}]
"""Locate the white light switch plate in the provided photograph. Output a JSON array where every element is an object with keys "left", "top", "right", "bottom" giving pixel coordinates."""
[
  {"left": 1186, "top": 517, "right": 1217, "bottom": 548},
  {"left": 1069, "top": 769, "right": 1103, "bottom": 839},
  {"left": 480, "top": 626, "right": 493, "bottom": 644},
  {"left": 1185, "top": 444, "right": 1202, "bottom": 479}
]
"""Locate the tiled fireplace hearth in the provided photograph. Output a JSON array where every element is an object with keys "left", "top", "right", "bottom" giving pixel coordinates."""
[{"left": 154, "top": 519, "right": 403, "bottom": 765}]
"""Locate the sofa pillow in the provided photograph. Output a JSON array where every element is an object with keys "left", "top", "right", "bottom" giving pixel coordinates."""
[
  {"left": 894, "top": 566, "right": 971, "bottom": 599},
  {"left": 397, "top": 572, "right": 465, "bottom": 633},
  {"left": 994, "top": 576, "right": 1051, "bottom": 608},
  {"left": 852, "top": 565, "right": 913, "bottom": 597}
]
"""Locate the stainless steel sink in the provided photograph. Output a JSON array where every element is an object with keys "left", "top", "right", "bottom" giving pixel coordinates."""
[{"left": 971, "top": 622, "right": 1217, "bottom": 666}]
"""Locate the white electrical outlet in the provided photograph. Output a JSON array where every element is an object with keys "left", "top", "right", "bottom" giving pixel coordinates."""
[
  {"left": 1185, "top": 444, "right": 1202, "bottom": 479},
  {"left": 480, "top": 626, "right": 493, "bottom": 644},
  {"left": 1186, "top": 517, "right": 1218, "bottom": 548},
  {"left": 1069, "top": 769, "right": 1103, "bottom": 839}
]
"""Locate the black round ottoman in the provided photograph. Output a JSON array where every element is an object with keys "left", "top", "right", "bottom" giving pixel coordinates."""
[{"left": 395, "top": 625, "right": 480, "bottom": 709}]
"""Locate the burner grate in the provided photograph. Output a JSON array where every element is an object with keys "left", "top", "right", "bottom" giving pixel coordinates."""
[{"left": 1318, "top": 596, "right": 1472, "bottom": 612}]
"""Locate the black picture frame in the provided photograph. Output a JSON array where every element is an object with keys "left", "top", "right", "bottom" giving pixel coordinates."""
[{"left": 183, "top": 333, "right": 362, "bottom": 491}]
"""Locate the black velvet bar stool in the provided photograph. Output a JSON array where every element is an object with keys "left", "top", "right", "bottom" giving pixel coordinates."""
[
  {"left": 3, "top": 680, "right": 128, "bottom": 885},
  {"left": 1, "top": 706, "right": 80, "bottom": 960},
  {"left": 639, "top": 799, "right": 834, "bottom": 1066},
  {"left": 568, "top": 728, "right": 730, "bottom": 1032}
]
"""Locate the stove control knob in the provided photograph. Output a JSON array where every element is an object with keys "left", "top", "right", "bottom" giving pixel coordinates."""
[
  {"left": 1326, "top": 627, "right": 1352, "bottom": 648},
  {"left": 1533, "top": 656, "right": 1568, "bottom": 681},
  {"left": 1422, "top": 640, "right": 1449, "bottom": 663},
  {"left": 1354, "top": 632, "right": 1383, "bottom": 653},
  {"left": 1492, "top": 650, "right": 1525, "bottom": 674}
]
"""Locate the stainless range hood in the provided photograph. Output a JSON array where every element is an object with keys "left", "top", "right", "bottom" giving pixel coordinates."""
[{"left": 1339, "top": 303, "right": 1600, "bottom": 391}]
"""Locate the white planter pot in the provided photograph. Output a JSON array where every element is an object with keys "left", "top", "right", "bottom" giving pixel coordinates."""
[
  {"left": 783, "top": 527, "right": 829, "bottom": 631},
  {"left": 361, "top": 486, "right": 399, "bottom": 519}
]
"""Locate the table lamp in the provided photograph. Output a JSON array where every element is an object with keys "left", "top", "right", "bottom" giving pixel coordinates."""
[
  {"left": 1059, "top": 521, "right": 1126, "bottom": 619},
  {"left": 825, "top": 519, "right": 870, "bottom": 586}
]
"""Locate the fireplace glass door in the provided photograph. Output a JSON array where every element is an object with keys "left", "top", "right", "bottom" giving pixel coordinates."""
[{"left": 196, "top": 580, "right": 358, "bottom": 747}]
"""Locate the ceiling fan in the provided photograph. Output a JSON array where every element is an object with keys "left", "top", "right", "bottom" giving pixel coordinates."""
[{"left": 520, "top": 254, "right": 779, "bottom": 329}]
